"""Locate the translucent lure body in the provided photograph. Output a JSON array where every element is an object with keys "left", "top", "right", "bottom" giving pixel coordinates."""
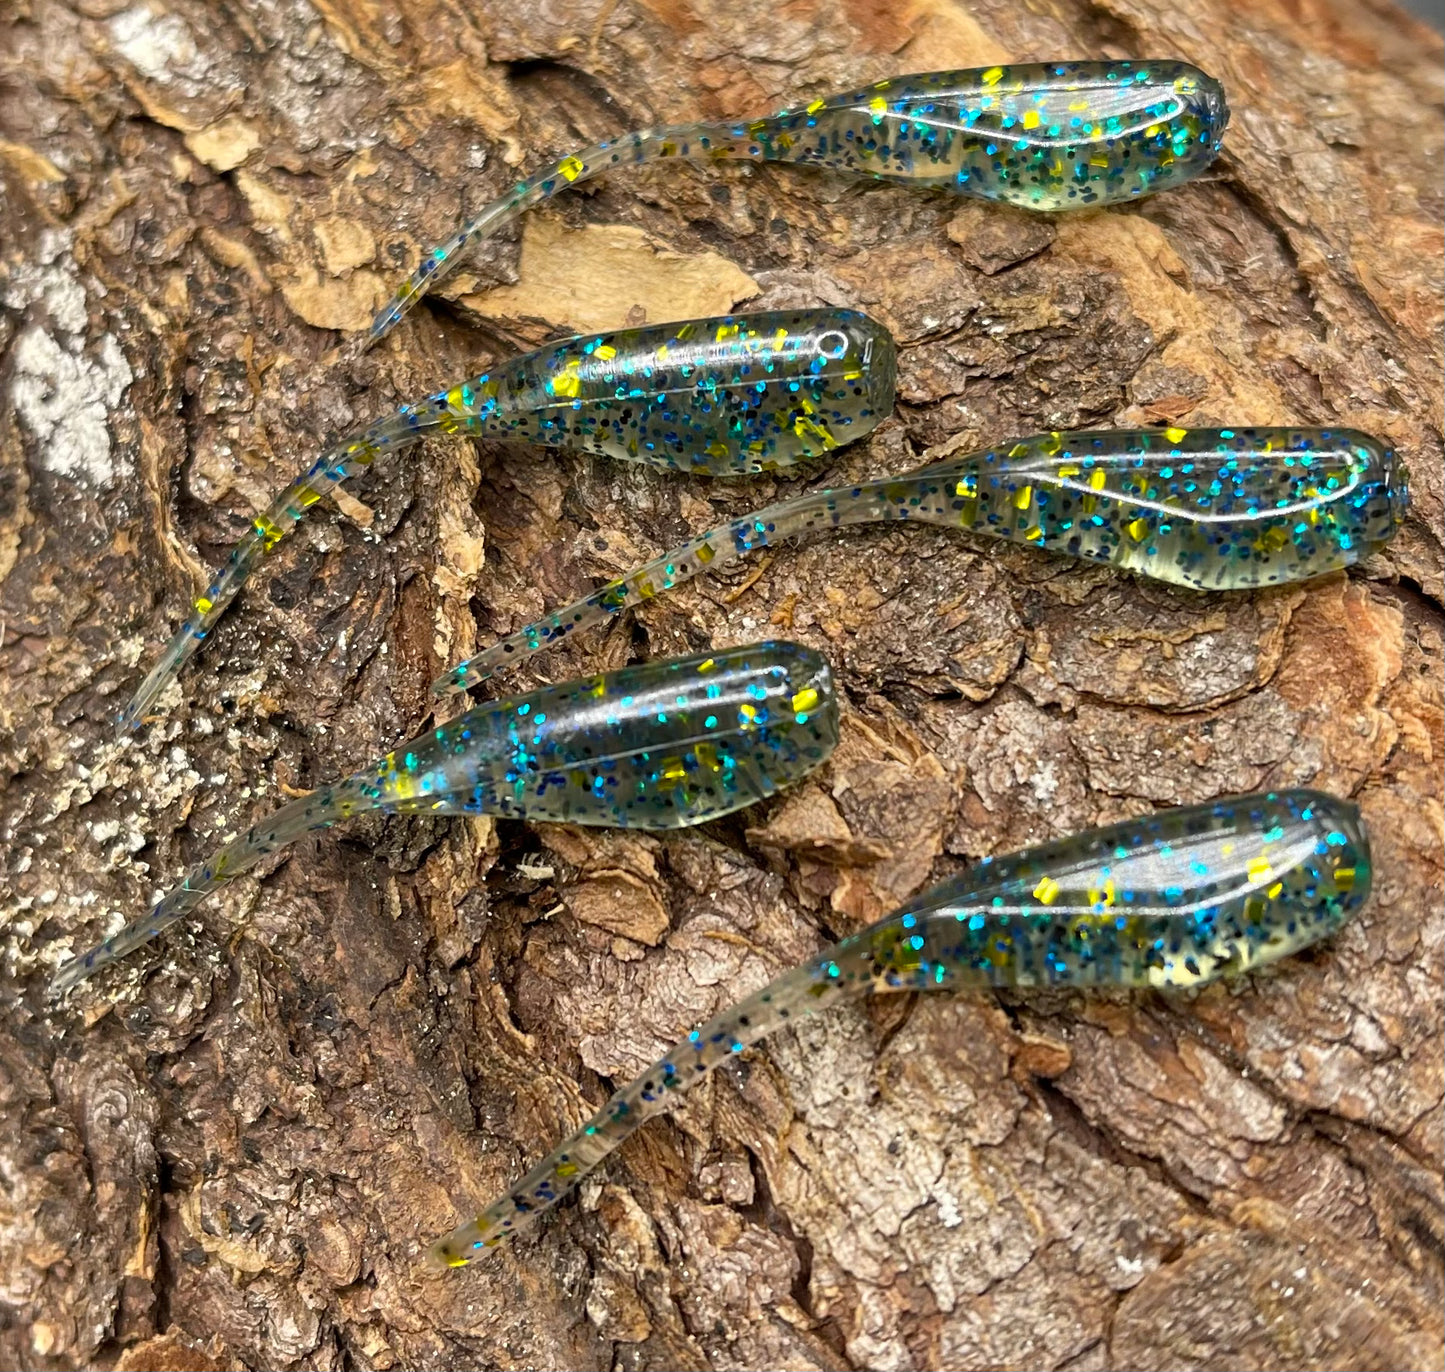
[
  {"left": 120, "top": 310, "right": 892, "bottom": 730},
  {"left": 438, "top": 426, "right": 1407, "bottom": 694},
  {"left": 429, "top": 789, "right": 1368, "bottom": 1264},
  {"left": 373, "top": 60, "right": 1228, "bottom": 343},
  {"left": 59, "top": 642, "right": 837, "bottom": 994}
]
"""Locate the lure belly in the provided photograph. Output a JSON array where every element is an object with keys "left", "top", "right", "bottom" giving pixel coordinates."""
[
  {"left": 121, "top": 310, "right": 893, "bottom": 729},
  {"left": 437, "top": 426, "right": 1408, "bottom": 694},
  {"left": 373, "top": 60, "right": 1228, "bottom": 342},
  {"left": 60, "top": 642, "right": 838, "bottom": 994},
  {"left": 428, "top": 788, "right": 1368, "bottom": 1264}
]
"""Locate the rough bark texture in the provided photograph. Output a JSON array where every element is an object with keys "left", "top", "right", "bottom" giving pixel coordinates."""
[{"left": 1, "top": 0, "right": 1442, "bottom": 1367}]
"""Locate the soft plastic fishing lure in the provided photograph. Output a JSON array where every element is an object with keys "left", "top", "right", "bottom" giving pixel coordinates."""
[
  {"left": 59, "top": 642, "right": 837, "bottom": 994},
  {"left": 429, "top": 788, "right": 1368, "bottom": 1264},
  {"left": 437, "top": 426, "right": 1407, "bottom": 694},
  {"left": 120, "top": 310, "right": 893, "bottom": 730},
  {"left": 372, "top": 60, "right": 1228, "bottom": 343}
]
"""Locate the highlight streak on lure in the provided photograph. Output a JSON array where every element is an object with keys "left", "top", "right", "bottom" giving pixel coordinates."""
[
  {"left": 436, "top": 426, "right": 1408, "bottom": 695},
  {"left": 59, "top": 643, "right": 837, "bottom": 994},
  {"left": 371, "top": 60, "right": 1229, "bottom": 344},
  {"left": 119, "top": 310, "right": 893, "bottom": 730},
  {"left": 428, "top": 788, "right": 1369, "bottom": 1265}
]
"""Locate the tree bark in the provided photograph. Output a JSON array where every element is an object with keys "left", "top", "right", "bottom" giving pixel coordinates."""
[{"left": 1, "top": 0, "right": 1442, "bottom": 1368}]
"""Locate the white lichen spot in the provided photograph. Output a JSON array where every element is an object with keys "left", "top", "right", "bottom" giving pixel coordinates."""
[
  {"left": 1030, "top": 757, "right": 1059, "bottom": 802},
  {"left": 108, "top": 5, "right": 199, "bottom": 83},
  {"left": 10, "top": 328, "right": 133, "bottom": 486},
  {"left": 935, "top": 1190, "right": 963, "bottom": 1228}
]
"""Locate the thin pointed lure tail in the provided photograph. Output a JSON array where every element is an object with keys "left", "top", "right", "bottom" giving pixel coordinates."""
[
  {"left": 427, "top": 788, "right": 1369, "bottom": 1264},
  {"left": 434, "top": 425, "right": 1406, "bottom": 696},
  {"left": 48, "top": 780, "right": 373, "bottom": 995},
  {"left": 117, "top": 410, "right": 428, "bottom": 732},
  {"left": 372, "top": 61, "right": 1227, "bottom": 345}
]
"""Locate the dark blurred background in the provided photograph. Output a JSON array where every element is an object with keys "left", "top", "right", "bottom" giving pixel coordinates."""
[{"left": 1402, "top": 0, "right": 1444, "bottom": 26}]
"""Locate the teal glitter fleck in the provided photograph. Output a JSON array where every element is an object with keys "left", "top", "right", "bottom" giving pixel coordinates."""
[
  {"left": 437, "top": 426, "right": 1408, "bottom": 694},
  {"left": 119, "top": 310, "right": 894, "bottom": 730},
  {"left": 58, "top": 642, "right": 837, "bottom": 994},
  {"left": 372, "top": 60, "right": 1228, "bottom": 343},
  {"left": 427, "top": 788, "right": 1369, "bottom": 1266}
]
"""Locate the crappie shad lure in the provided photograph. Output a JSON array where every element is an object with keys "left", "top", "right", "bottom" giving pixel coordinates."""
[
  {"left": 60, "top": 642, "right": 837, "bottom": 993},
  {"left": 429, "top": 788, "right": 1367, "bottom": 1264},
  {"left": 120, "top": 310, "right": 893, "bottom": 729},
  {"left": 439, "top": 426, "right": 1407, "bottom": 694},
  {"left": 373, "top": 60, "right": 1228, "bottom": 343}
]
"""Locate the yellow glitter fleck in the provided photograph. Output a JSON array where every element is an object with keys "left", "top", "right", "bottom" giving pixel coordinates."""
[
  {"left": 550, "top": 367, "right": 582, "bottom": 399},
  {"left": 794, "top": 416, "right": 837, "bottom": 448},
  {"left": 636, "top": 578, "right": 656, "bottom": 600},
  {"left": 982, "top": 66, "right": 1003, "bottom": 86},
  {"left": 554, "top": 1162, "right": 578, "bottom": 1178},
  {"left": 1127, "top": 517, "right": 1150, "bottom": 541},
  {"left": 254, "top": 515, "right": 284, "bottom": 551},
  {"left": 870, "top": 96, "right": 887, "bottom": 118},
  {"left": 1247, "top": 858, "right": 1272, "bottom": 884},
  {"left": 706, "top": 440, "right": 731, "bottom": 459},
  {"left": 1256, "top": 527, "right": 1289, "bottom": 553},
  {"left": 1266, "top": 881, "right": 1284, "bottom": 899},
  {"left": 1334, "top": 866, "right": 1356, "bottom": 891},
  {"left": 557, "top": 155, "right": 585, "bottom": 181},
  {"left": 807, "top": 97, "right": 825, "bottom": 114},
  {"left": 1033, "top": 876, "right": 1060, "bottom": 904},
  {"left": 1088, "top": 878, "right": 1116, "bottom": 908},
  {"left": 698, "top": 657, "right": 716, "bottom": 673},
  {"left": 696, "top": 543, "right": 716, "bottom": 565},
  {"left": 1013, "top": 484, "right": 1033, "bottom": 510},
  {"left": 715, "top": 323, "right": 740, "bottom": 342},
  {"left": 955, "top": 475, "right": 977, "bottom": 498},
  {"left": 1089, "top": 153, "right": 1110, "bottom": 168},
  {"left": 739, "top": 703, "right": 757, "bottom": 723},
  {"left": 695, "top": 742, "right": 722, "bottom": 773},
  {"left": 195, "top": 596, "right": 214, "bottom": 614},
  {"left": 1058, "top": 463, "right": 1081, "bottom": 478},
  {"left": 595, "top": 344, "right": 616, "bottom": 361},
  {"left": 659, "top": 758, "right": 688, "bottom": 788},
  {"left": 1090, "top": 469, "right": 1108, "bottom": 491},
  {"left": 792, "top": 686, "right": 820, "bottom": 714},
  {"left": 1165, "top": 426, "right": 1188, "bottom": 443},
  {"left": 1022, "top": 110, "right": 1040, "bottom": 129},
  {"left": 1025, "top": 526, "right": 1044, "bottom": 542}
]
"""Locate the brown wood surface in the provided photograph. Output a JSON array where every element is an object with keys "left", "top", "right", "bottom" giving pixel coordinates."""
[{"left": 2, "top": 0, "right": 1442, "bottom": 1367}]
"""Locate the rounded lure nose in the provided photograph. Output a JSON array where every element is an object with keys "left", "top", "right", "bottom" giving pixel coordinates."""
[
  {"left": 768, "top": 640, "right": 840, "bottom": 764},
  {"left": 1379, "top": 441, "right": 1411, "bottom": 534},
  {"left": 838, "top": 310, "right": 898, "bottom": 433},
  {"left": 1141, "top": 63, "right": 1229, "bottom": 195},
  {"left": 1186, "top": 66, "right": 1230, "bottom": 154},
  {"left": 1338, "top": 427, "right": 1410, "bottom": 552},
  {"left": 1301, "top": 789, "right": 1371, "bottom": 904}
]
